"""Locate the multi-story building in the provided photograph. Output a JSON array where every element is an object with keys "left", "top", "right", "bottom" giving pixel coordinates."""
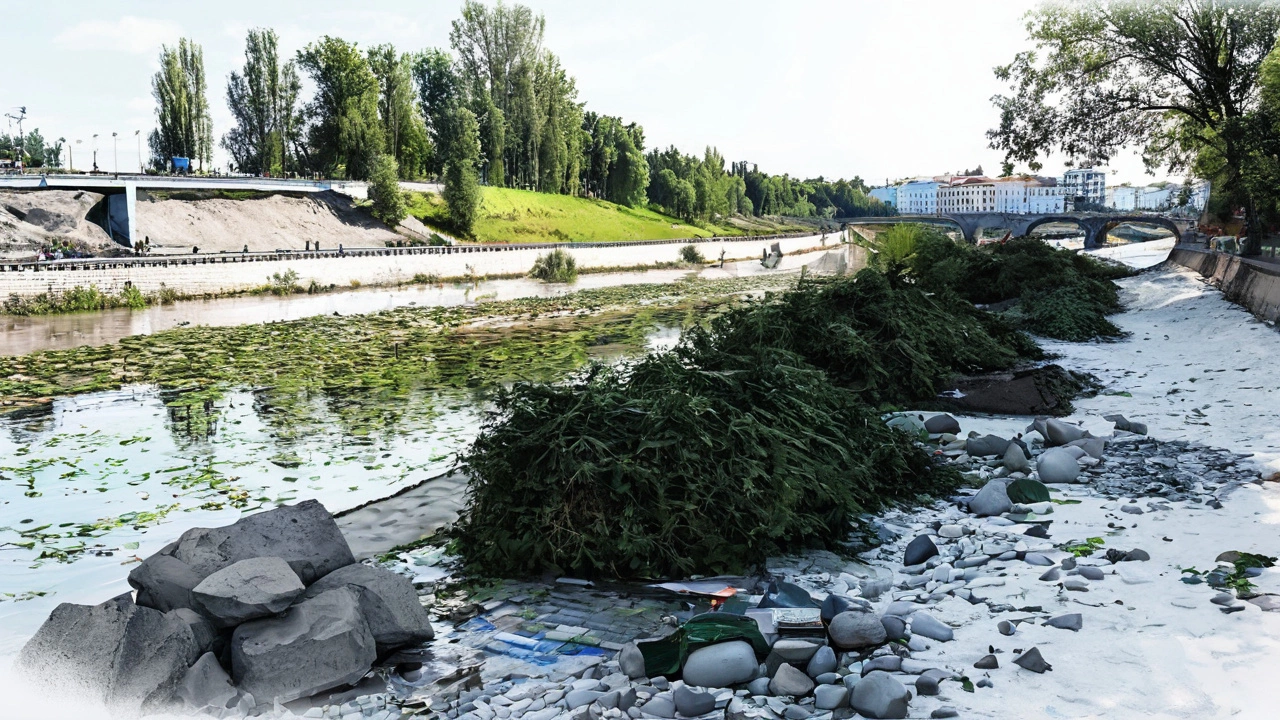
[
  {"left": 869, "top": 186, "right": 897, "bottom": 209},
  {"left": 937, "top": 176, "right": 996, "bottom": 214},
  {"left": 1188, "top": 180, "right": 1211, "bottom": 211},
  {"left": 1062, "top": 167, "right": 1106, "bottom": 209},
  {"left": 993, "top": 176, "right": 1065, "bottom": 214},
  {"left": 896, "top": 180, "right": 939, "bottom": 215},
  {"left": 1136, "top": 185, "right": 1175, "bottom": 210},
  {"left": 1106, "top": 185, "right": 1137, "bottom": 211}
]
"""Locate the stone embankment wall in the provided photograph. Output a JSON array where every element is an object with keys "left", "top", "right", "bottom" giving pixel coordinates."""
[
  {"left": 1168, "top": 245, "right": 1280, "bottom": 322},
  {"left": 0, "top": 234, "right": 840, "bottom": 298}
]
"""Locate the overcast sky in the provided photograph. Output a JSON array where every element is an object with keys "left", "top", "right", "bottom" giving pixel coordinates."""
[{"left": 1, "top": 0, "right": 1162, "bottom": 185}]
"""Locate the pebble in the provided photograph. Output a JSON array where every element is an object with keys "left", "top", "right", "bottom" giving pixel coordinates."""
[
  {"left": 908, "top": 613, "right": 954, "bottom": 642},
  {"left": 938, "top": 524, "right": 964, "bottom": 539},
  {"left": 932, "top": 708, "right": 960, "bottom": 719},
  {"left": 1063, "top": 577, "right": 1090, "bottom": 592},
  {"left": 768, "top": 664, "right": 815, "bottom": 697},
  {"left": 997, "top": 620, "right": 1016, "bottom": 636},
  {"left": 813, "top": 684, "right": 849, "bottom": 710},
  {"left": 974, "top": 654, "right": 999, "bottom": 669},
  {"left": 805, "top": 646, "right": 837, "bottom": 678},
  {"left": 1045, "top": 613, "right": 1083, "bottom": 631}
]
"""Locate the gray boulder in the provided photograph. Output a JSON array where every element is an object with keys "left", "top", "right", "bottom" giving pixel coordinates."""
[
  {"left": 771, "top": 639, "right": 822, "bottom": 663},
  {"left": 1044, "top": 419, "right": 1085, "bottom": 446},
  {"left": 805, "top": 645, "right": 837, "bottom": 678},
  {"left": 1037, "top": 448, "right": 1082, "bottom": 483},
  {"left": 1067, "top": 437, "right": 1107, "bottom": 459},
  {"left": 828, "top": 611, "right": 887, "bottom": 649},
  {"left": 682, "top": 640, "right": 757, "bottom": 688},
  {"left": 924, "top": 414, "right": 961, "bottom": 434},
  {"left": 619, "top": 642, "right": 646, "bottom": 679},
  {"left": 177, "top": 652, "right": 237, "bottom": 712},
  {"left": 965, "top": 434, "right": 1010, "bottom": 457},
  {"left": 814, "top": 683, "right": 849, "bottom": 710},
  {"left": 1045, "top": 613, "right": 1082, "bottom": 631},
  {"left": 849, "top": 671, "right": 909, "bottom": 719},
  {"left": 821, "top": 593, "right": 860, "bottom": 622},
  {"left": 192, "top": 556, "right": 305, "bottom": 628},
  {"left": 673, "top": 686, "right": 716, "bottom": 715},
  {"left": 968, "top": 480, "right": 1012, "bottom": 517},
  {"left": 903, "top": 534, "right": 939, "bottom": 566},
  {"left": 231, "top": 587, "right": 377, "bottom": 704},
  {"left": 304, "top": 563, "right": 434, "bottom": 655},
  {"left": 768, "top": 663, "right": 814, "bottom": 697},
  {"left": 16, "top": 593, "right": 200, "bottom": 716},
  {"left": 860, "top": 656, "right": 901, "bottom": 676},
  {"left": 1013, "top": 646, "right": 1052, "bottom": 673},
  {"left": 128, "top": 553, "right": 203, "bottom": 613},
  {"left": 881, "top": 615, "right": 907, "bottom": 641},
  {"left": 1003, "top": 443, "right": 1032, "bottom": 473},
  {"left": 908, "top": 613, "right": 953, "bottom": 642},
  {"left": 167, "top": 608, "right": 218, "bottom": 655},
  {"left": 167, "top": 500, "right": 355, "bottom": 585}
]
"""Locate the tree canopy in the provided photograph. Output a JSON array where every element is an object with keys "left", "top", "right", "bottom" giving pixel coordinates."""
[
  {"left": 989, "top": 0, "right": 1280, "bottom": 252},
  {"left": 149, "top": 38, "right": 213, "bottom": 170},
  {"left": 222, "top": 29, "right": 301, "bottom": 176}
]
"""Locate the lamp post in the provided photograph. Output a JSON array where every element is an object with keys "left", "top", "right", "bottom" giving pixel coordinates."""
[
  {"left": 92, "top": 134, "right": 99, "bottom": 173},
  {"left": 70, "top": 139, "right": 80, "bottom": 172},
  {"left": 135, "top": 130, "right": 141, "bottom": 174},
  {"left": 112, "top": 132, "right": 118, "bottom": 175}
]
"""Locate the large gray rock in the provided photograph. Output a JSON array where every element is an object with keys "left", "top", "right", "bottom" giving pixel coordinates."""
[
  {"left": 828, "top": 611, "right": 887, "bottom": 649},
  {"left": 968, "top": 480, "right": 1012, "bottom": 517},
  {"left": 965, "top": 434, "right": 1010, "bottom": 457},
  {"left": 16, "top": 593, "right": 200, "bottom": 716},
  {"left": 303, "top": 563, "right": 434, "bottom": 655},
  {"left": 1067, "top": 437, "right": 1106, "bottom": 459},
  {"left": 814, "top": 684, "right": 849, "bottom": 710},
  {"left": 673, "top": 686, "right": 716, "bottom": 715},
  {"left": 231, "top": 587, "right": 377, "bottom": 704},
  {"left": 168, "top": 608, "right": 218, "bottom": 655},
  {"left": 849, "top": 671, "right": 909, "bottom": 719},
  {"left": 1037, "top": 447, "right": 1082, "bottom": 483},
  {"left": 1003, "top": 443, "right": 1032, "bottom": 473},
  {"left": 128, "top": 552, "right": 203, "bottom": 613},
  {"left": 167, "top": 500, "right": 355, "bottom": 586},
  {"left": 192, "top": 556, "right": 305, "bottom": 628},
  {"left": 681, "top": 640, "right": 757, "bottom": 688},
  {"left": 768, "top": 663, "right": 814, "bottom": 697},
  {"left": 903, "top": 534, "right": 939, "bottom": 566},
  {"left": 619, "top": 642, "right": 646, "bottom": 679},
  {"left": 924, "top": 414, "right": 961, "bottom": 434},
  {"left": 908, "top": 613, "right": 953, "bottom": 642},
  {"left": 177, "top": 651, "right": 237, "bottom": 712},
  {"left": 805, "top": 645, "right": 837, "bottom": 678},
  {"left": 1044, "top": 419, "right": 1085, "bottom": 447}
]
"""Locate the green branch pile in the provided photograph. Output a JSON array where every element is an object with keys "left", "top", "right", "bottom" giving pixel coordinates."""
[
  {"left": 455, "top": 343, "right": 959, "bottom": 578},
  {"left": 908, "top": 234, "right": 1133, "bottom": 341}
]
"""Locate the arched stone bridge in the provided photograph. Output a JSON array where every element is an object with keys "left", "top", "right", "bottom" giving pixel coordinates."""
[{"left": 839, "top": 212, "right": 1190, "bottom": 249}]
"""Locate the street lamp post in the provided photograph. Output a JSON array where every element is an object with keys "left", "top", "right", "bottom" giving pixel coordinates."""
[
  {"left": 112, "top": 132, "right": 118, "bottom": 175},
  {"left": 135, "top": 130, "right": 141, "bottom": 174},
  {"left": 92, "top": 134, "right": 99, "bottom": 173}
]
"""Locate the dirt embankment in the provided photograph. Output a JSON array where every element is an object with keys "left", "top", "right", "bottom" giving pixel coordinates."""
[
  {"left": 135, "top": 190, "right": 403, "bottom": 254},
  {"left": 0, "top": 190, "right": 118, "bottom": 260}
]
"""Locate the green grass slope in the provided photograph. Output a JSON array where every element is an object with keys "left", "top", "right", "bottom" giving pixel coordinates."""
[{"left": 406, "top": 186, "right": 810, "bottom": 243}]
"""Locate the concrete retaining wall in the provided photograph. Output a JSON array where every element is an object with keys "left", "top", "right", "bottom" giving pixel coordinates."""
[
  {"left": 0, "top": 234, "right": 837, "bottom": 298},
  {"left": 1168, "top": 246, "right": 1280, "bottom": 322}
]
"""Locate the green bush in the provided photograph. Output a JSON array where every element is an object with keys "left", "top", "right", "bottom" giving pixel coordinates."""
[
  {"left": 454, "top": 344, "right": 959, "bottom": 578},
  {"left": 119, "top": 285, "right": 147, "bottom": 310},
  {"left": 907, "top": 231, "right": 1131, "bottom": 340},
  {"left": 367, "top": 154, "right": 407, "bottom": 226},
  {"left": 267, "top": 270, "right": 301, "bottom": 296},
  {"left": 693, "top": 269, "right": 1038, "bottom": 408},
  {"left": 679, "top": 244, "right": 705, "bottom": 264},
  {"left": 529, "top": 248, "right": 578, "bottom": 283}
]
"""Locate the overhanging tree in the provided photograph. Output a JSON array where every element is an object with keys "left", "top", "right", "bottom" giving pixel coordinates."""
[{"left": 988, "top": 0, "right": 1280, "bottom": 254}]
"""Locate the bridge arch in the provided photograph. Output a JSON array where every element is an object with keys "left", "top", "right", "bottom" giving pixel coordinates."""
[{"left": 840, "top": 215, "right": 973, "bottom": 242}]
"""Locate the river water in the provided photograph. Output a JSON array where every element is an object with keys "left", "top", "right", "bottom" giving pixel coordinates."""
[{"left": 0, "top": 268, "right": 706, "bottom": 356}]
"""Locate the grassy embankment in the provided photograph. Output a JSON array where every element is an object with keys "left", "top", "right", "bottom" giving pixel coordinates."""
[{"left": 405, "top": 186, "right": 813, "bottom": 244}]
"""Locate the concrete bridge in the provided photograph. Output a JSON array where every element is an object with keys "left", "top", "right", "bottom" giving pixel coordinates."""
[{"left": 839, "top": 212, "right": 1190, "bottom": 249}]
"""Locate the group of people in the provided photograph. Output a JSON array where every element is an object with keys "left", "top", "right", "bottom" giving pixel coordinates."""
[{"left": 38, "top": 240, "right": 89, "bottom": 261}]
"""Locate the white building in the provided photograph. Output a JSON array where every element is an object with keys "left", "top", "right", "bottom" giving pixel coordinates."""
[
  {"left": 1107, "top": 185, "right": 1137, "bottom": 211},
  {"left": 896, "top": 180, "right": 939, "bottom": 215},
  {"left": 1063, "top": 168, "right": 1106, "bottom": 209},
  {"left": 1136, "top": 185, "right": 1175, "bottom": 210},
  {"left": 937, "top": 177, "right": 996, "bottom": 214},
  {"left": 993, "top": 176, "right": 1065, "bottom": 214},
  {"left": 869, "top": 186, "right": 897, "bottom": 208},
  {"left": 1188, "top": 179, "right": 1211, "bottom": 211}
]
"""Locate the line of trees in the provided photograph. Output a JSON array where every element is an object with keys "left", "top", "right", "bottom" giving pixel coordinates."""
[
  {"left": 144, "top": 1, "right": 890, "bottom": 232},
  {"left": 0, "top": 131, "right": 62, "bottom": 168}
]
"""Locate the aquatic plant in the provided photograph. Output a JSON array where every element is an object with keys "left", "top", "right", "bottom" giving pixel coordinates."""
[
  {"left": 529, "top": 248, "right": 578, "bottom": 283},
  {"left": 679, "top": 244, "right": 705, "bottom": 264}
]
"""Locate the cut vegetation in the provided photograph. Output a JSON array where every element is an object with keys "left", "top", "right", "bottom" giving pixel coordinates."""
[{"left": 404, "top": 186, "right": 812, "bottom": 244}]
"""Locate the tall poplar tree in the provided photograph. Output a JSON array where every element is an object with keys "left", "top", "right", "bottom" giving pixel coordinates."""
[
  {"left": 296, "top": 36, "right": 384, "bottom": 180},
  {"left": 223, "top": 28, "right": 301, "bottom": 176},
  {"left": 149, "top": 38, "right": 213, "bottom": 171}
]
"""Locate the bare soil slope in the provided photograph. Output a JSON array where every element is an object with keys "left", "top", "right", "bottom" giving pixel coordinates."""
[
  {"left": 0, "top": 190, "right": 116, "bottom": 260},
  {"left": 135, "top": 190, "right": 400, "bottom": 253}
]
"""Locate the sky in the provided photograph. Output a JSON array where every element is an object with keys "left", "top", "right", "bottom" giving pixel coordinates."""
[{"left": 0, "top": 0, "right": 1163, "bottom": 186}]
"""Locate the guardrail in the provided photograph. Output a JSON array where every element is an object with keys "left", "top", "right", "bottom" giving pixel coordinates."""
[{"left": 0, "top": 232, "right": 819, "bottom": 273}]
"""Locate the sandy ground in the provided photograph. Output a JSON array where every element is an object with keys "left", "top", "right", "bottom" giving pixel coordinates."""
[
  {"left": 0, "top": 190, "right": 117, "bottom": 260},
  {"left": 135, "top": 190, "right": 401, "bottom": 254}
]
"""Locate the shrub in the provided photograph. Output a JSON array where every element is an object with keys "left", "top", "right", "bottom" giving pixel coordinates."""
[
  {"left": 366, "top": 154, "right": 407, "bottom": 226},
  {"left": 529, "top": 248, "right": 578, "bottom": 283},
  {"left": 267, "top": 270, "right": 301, "bottom": 296},
  {"left": 679, "top": 244, "right": 705, "bottom": 264},
  {"left": 157, "top": 284, "right": 179, "bottom": 305},
  {"left": 454, "top": 344, "right": 959, "bottom": 578},
  {"left": 119, "top": 285, "right": 147, "bottom": 310}
]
